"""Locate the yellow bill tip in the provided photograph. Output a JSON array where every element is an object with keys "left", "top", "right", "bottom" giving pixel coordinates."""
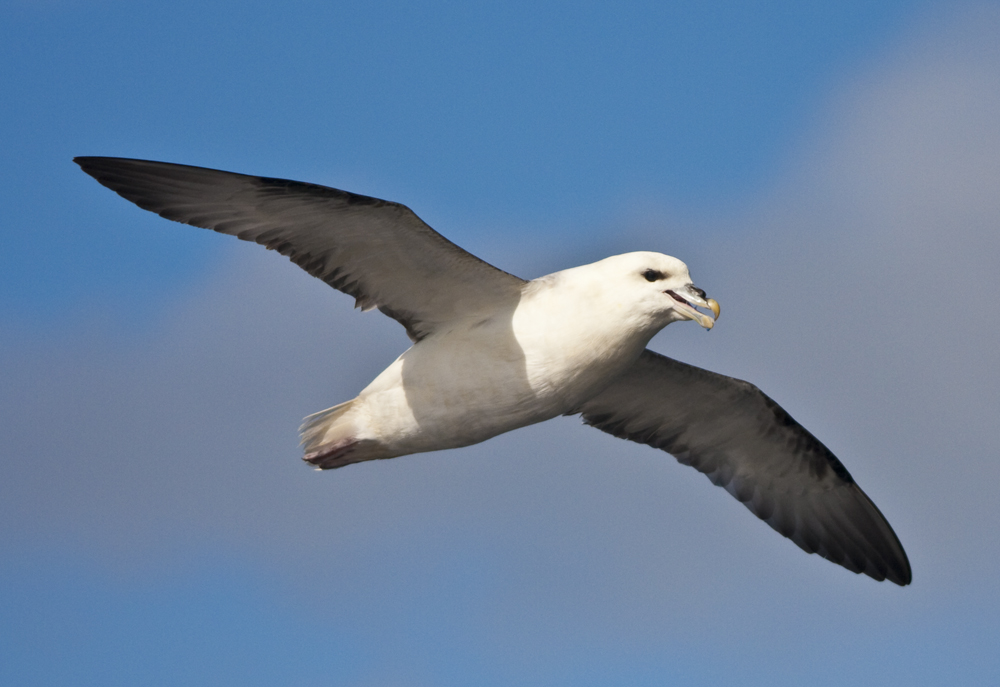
[{"left": 708, "top": 298, "right": 720, "bottom": 319}]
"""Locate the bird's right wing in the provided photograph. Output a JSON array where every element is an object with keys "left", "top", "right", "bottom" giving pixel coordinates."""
[
  {"left": 75, "top": 157, "right": 526, "bottom": 341},
  {"left": 577, "top": 349, "right": 912, "bottom": 585}
]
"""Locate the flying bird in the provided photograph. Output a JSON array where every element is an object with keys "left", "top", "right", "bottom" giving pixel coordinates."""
[{"left": 75, "top": 156, "right": 912, "bottom": 586}]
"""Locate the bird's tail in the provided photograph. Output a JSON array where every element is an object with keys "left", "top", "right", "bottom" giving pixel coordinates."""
[{"left": 299, "top": 400, "right": 384, "bottom": 470}]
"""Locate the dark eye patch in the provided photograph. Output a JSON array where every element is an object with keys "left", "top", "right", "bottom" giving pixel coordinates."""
[{"left": 642, "top": 269, "right": 665, "bottom": 282}]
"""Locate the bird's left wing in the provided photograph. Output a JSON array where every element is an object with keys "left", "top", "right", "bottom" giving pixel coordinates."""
[
  {"left": 576, "top": 349, "right": 912, "bottom": 585},
  {"left": 75, "top": 157, "right": 526, "bottom": 341}
]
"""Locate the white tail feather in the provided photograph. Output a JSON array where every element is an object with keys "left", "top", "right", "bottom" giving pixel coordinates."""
[{"left": 299, "top": 399, "right": 357, "bottom": 454}]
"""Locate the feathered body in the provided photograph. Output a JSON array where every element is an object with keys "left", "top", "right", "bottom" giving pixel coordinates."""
[
  {"left": 75, "top": 156, "right": 912, "bottom": 586},
  {"left": 302, "top": 253, "right": 703, "bottom": 467}
]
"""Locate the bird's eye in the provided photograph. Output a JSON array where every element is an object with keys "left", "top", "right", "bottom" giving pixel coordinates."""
[{"left": 642, "top": 269, "right": 664, "bottom": 282}]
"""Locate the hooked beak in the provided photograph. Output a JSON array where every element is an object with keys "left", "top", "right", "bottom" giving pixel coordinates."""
[{"left": 666, "top": 285, "right": 720, "bottom": 330}]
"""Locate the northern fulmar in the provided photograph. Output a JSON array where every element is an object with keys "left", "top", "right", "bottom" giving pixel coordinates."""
[{"left": 75, "top": 157, "right": 912, "bottom": 586}]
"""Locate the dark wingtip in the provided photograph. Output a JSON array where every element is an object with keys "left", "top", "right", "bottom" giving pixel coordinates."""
[
  {"left": 888, "top": 560, "right": 913, "bottom": 586},
  {"left": 74, "top": 155, "right": 106, "bottom": 168},
  {"left": 74, "top": 156, "right": 122, "bottom": 179}
]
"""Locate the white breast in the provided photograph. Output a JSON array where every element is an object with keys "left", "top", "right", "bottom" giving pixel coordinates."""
[{"left": 350, "top": 278, "right": 655, "bottom": 457}]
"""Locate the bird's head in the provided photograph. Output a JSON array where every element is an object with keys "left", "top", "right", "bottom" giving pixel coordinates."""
[{"left": 580, "top": 252, "right": 720, "bottom": 331}]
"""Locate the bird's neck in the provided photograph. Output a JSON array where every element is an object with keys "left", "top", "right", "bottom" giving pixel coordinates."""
[{"left": 510, "top": 284, "right": 664, "bottom": 407}]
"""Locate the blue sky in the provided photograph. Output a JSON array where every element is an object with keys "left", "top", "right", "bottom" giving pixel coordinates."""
[
  {"left": 4, "top": 0, "right": 923, "bottom": 321},
  {"left": 3, "top": 1, "right": 1000, "bottom": 685}
]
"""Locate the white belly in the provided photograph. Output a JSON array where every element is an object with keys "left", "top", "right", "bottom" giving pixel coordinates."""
[{"left": 350, "top": 297, "right": 651, "bottom": 457}]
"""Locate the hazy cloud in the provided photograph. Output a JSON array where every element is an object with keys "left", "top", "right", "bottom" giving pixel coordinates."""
[{"left": 3, "top": 4, "right": 1000, "bottom": 681}]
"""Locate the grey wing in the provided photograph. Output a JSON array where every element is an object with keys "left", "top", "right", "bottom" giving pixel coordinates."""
[
  {"left": 75, "top": 157, "right": 526, "bottom": 341},
  {"left": 577, "top": 349, "right": 912, "bottom": 585}
]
